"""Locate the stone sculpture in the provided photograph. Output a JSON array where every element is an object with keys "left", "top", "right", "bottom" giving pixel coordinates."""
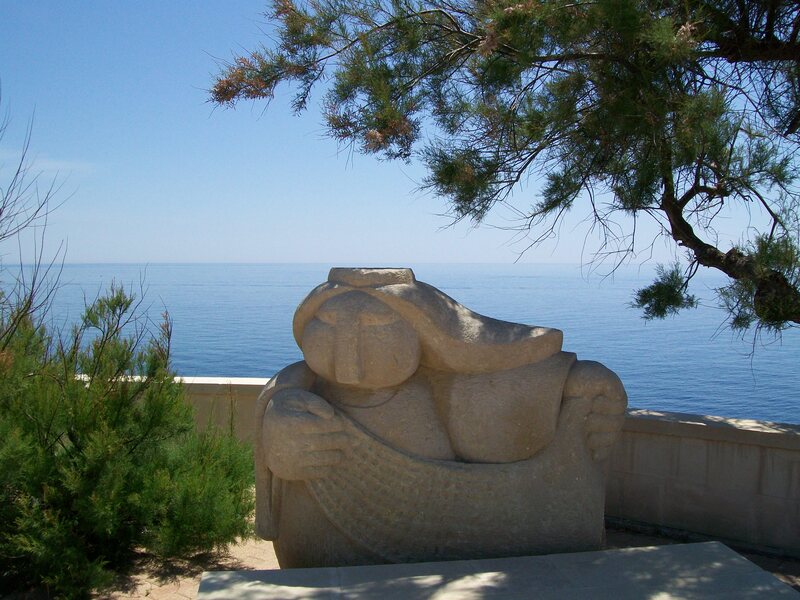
[{"left": 255, "top": 267, "right": 628, "bottom": 568}]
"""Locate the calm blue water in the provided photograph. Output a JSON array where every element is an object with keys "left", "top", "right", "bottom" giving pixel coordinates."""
[{"left": 38, "top": 263, "right": 800, "bottom": 424}]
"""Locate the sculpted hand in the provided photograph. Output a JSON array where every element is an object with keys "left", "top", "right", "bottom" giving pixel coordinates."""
[
  {"left": 564, "top": 360, "right": 627, "bottom": 462},
  {"left": 262, "top": 388, "right": 350, "bottom": 481}
]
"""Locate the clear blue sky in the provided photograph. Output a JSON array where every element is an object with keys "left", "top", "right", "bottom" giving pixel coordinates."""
[{"left": 0, "top": 2, "right": 750, "bottom": 265}]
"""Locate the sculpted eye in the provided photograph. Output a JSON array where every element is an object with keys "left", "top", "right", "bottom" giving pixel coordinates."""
[
  {"left": 360, "top": 310, "right": 399, "bottom": 326},
  {"left": 315, "top": 310, "right": 337, "bottom": 325}
]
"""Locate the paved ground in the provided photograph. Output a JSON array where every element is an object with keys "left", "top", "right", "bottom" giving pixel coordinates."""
[
  {"left": 85, "top": 527, "right": 799, "bottom": 599},
  {"left": 197, "top": 542, "right": 795, "bottom": 599},
  {"left": 604, "top": 526, "right": 800, "bottom": 592},
  {"left": 3, "top": 528, "right": 790, "bottom": 598}
]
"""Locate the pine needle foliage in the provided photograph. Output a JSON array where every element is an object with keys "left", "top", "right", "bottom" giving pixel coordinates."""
[
  {"left": 213, "top": 0, "right": 800, "bottom": 332},
  {"left": 0, "top": 287, "right": 254, "bottom": 599}
]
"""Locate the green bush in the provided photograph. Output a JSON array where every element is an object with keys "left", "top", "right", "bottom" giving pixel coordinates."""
[{"left": 0, "top": 287, "right": 254, "bottom": 599}]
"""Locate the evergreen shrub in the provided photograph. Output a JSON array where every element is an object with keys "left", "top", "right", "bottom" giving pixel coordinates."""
[{"left": 0, "top": 286, "right": 254, "bottom": 598}]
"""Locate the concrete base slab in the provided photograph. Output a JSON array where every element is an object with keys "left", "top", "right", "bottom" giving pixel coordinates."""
[{"left": 198, "top": 542, "right": 797, "bottom": 599}]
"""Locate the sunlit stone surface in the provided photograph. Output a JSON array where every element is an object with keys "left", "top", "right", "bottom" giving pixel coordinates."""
[
  {"left": 255, "top": 268, "right": 628, "bottom": 568},
  {"left": 199, "top": 542, "right": 798, "bottom": 598}
]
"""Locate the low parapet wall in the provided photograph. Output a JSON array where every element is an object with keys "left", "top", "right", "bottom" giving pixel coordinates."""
[
  {"left": 606, "top": 409, "right": 800, "bottom": 557},
  {"left": 182, "top": 377, "right": 800, "bottom": 557},
  {"left": 182, "top": 376, "right": 269, "bottom": 442}
]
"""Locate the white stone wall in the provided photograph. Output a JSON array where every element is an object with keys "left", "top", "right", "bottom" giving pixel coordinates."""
[
  {"left": 606, "top": 409, "right": 800, "bottom": 556},
  {"left": 182, "top": 378, "right": 800, "bottom": 556},
  {"left": 182, "top": 376, "right": 268, "bottom": 443}
]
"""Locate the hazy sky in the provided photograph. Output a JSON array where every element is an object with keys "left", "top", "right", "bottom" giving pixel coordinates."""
[{"left": 0, "top": 2, "right": 756, "bottom": 266}]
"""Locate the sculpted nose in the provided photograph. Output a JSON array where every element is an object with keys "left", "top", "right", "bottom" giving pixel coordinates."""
[{"left": 334, "top": 321, "right": 362, "bottom": 385}]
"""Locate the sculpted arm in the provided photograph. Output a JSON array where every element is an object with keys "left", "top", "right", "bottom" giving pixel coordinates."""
[
  {"left": 256, "top": 361, "right": 350, "bottom": 481},
  {"left": 254, "top": 361, "right": 349, "bottom": 539}
]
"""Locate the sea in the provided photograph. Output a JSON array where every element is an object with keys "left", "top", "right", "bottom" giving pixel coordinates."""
[{"left": 26, "top": 263, "right": 800, "bottom": 425}]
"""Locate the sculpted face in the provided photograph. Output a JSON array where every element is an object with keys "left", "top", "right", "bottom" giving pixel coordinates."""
[{"left": 301, "top": 291, "right": 421, "bottom": 389}]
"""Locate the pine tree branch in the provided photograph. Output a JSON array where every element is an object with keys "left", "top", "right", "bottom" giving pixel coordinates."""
[{"left": 661, "top": 192, "right": 800, "bottom": 325}]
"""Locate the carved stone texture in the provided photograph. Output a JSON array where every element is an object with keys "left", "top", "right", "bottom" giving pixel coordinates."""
[{"left": 255, "top": 268, "right": 628, "bottom": 568}]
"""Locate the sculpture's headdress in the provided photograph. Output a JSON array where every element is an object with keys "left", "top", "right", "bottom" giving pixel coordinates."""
[{"left": 293, "top": 268, "right": 562, "bottom": 374}]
